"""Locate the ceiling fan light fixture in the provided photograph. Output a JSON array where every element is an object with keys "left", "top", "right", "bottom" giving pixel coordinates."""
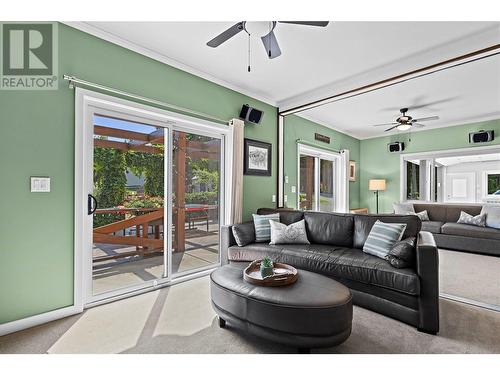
[{"left": 396, "top": 124, "right": 412, "bottom": 131}]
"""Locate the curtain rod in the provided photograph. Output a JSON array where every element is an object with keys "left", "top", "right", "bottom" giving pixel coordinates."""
[
  {"left": 296, "top": 139, "right": 341, "bottom": 153},
  {"left": 63, "top": 75, "right": 230, "bottom": 125}
]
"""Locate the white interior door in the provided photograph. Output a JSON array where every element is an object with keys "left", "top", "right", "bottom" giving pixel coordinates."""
[{"left": 445, "top": 172, "right": 476, "bottom": 202}]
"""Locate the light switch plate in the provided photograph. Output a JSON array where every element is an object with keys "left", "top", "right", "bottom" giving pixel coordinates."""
[
  {"left": 284, "top": 176, "right": 289, "bottom": 184},
  {"left": 284, "top": 195, "right": 288, "bottom": 203},
  {"left": 31, "top": 177, "right": 50, "bottom": 192},
  {"left": 291, "top": 185, "right": 296, "bottom": 193},
  {"left": 272, "top": 194, "right": 276, "bottom": 203}
]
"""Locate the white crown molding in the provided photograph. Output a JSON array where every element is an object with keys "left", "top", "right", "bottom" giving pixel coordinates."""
[{"left": 62, "top": 22, "right": 278, "bottom": 107}]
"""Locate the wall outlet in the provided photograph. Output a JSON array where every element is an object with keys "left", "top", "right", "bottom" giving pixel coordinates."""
[
  {"left": 284, "top": 175, "right": 289, "bottom": 184},
  {"left": 272, "top": 194, "right": 276, "bottom": 203},
  {"left": 30, "top": 177, "right": 50, "bottom": 192},
  {"left": 291, "top": 185, "right": 296, "bottom": 193}
]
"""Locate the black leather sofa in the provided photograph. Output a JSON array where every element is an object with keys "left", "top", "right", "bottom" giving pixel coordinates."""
[
  {"left": 413, "top": 203, "right": 500, "bottom": 256},
  {"left": 221, "top": 208, "right": 440, "bottom": 334}
]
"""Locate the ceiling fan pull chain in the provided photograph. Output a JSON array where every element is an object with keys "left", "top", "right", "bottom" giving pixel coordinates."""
[
  {"left": 247, "top": 32, "right": 251, "bottom": 72},
  {"left": 268, "top": 21, "right": 272, "bottom": 57}
]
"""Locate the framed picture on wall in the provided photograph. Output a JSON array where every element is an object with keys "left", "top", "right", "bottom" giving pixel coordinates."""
[
  {"left": 349, "top": 161, "right": 356, "bottom": 181},
  {"left": 244, "top": 138, "right": 272, "bottom": 176}
]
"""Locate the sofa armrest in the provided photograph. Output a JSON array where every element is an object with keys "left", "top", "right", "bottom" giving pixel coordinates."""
[
  {"left": 416, "top": 231, "right": 440, "bottom": 333},
  {"left": 220, "top": 225, "right": 237, "bottom": 265}
]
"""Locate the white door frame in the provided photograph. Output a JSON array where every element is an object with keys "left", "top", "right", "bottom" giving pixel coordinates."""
[
  {"left": 297, "top": 143, "right": 346, "bottom": 212},
  {"left": 75, "top": 88, "right": 233, "bottom": 308}
]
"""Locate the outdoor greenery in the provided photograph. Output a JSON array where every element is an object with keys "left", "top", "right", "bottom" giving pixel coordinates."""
[
  {"left": 125, "top": 148, "right": 165, "bottom": 197},
  {"left": 93, "top": 146, "right": 127, "bottom": 227},
  {"left": 93, "top": 136, "right": 219, "bottom": 228},
  {"left": 487, "top": 173, "right": 500, "bottom": 195}
]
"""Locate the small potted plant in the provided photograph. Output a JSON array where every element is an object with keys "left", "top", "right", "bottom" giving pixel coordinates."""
[{"left": 260, "top": 256, "right": 274, "bottom": 278}]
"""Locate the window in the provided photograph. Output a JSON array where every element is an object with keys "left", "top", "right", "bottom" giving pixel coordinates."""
[{"left": 487, "top": 173, "right": 500, "bottom": 195}]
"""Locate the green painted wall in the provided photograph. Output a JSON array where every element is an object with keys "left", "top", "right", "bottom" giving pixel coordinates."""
[
  {"left": 0, "top": 23, "right": 277, "bottom": 324},
  {"left": 283, "top": 115, "right": 361, "bottom": 209},
  {"left": 359, "top": 119, "right": 500, "bottom": 214}
]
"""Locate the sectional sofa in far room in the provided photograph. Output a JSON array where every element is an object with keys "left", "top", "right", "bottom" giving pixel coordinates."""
[{"left": 395, "top": 203, "right": 500, "bottom": 257}]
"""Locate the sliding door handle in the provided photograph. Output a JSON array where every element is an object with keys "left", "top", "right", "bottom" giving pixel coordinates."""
[{"left": 88, "top": 194, "right": 97, "bottom": 215}]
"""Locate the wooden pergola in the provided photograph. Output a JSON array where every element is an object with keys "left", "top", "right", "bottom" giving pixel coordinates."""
[{"left": 93, "top": 122, "right": 218, "bottom": 258}]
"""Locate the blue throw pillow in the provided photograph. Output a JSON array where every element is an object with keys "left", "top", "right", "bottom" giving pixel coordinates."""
[
  {"left": 363, "top": 220, "right": 407, "bottom": 259},
  {"left": 252, "top": 213, "right": 280, "bottom": 242}
]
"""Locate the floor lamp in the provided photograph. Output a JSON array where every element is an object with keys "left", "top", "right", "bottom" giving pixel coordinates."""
[{"left": 369, "top": 179, "right": 386, "bottom": 214}]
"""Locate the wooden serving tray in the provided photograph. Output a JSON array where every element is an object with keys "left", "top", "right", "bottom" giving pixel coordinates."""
[{"left": 243, "top": 260, "right": 298, "bottom": 287}]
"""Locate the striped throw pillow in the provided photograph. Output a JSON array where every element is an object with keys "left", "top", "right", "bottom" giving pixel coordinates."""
[
  {"left": 363, "top": 220, "right": 407, "bottom": 259},
  {"left": 252, "top": 213, "right": 280, "bottom": 242}
]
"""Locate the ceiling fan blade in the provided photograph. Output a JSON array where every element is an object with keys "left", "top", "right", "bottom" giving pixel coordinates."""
[
  {"left": 413, "top": 116, "right": 439, "bottom": 122},
  {"left": 413, "top": 123, "right": 426, "bottom": 128},
  {"left": 207, "top": 22, "right": 244, "bottom": 47},
  {"left": 261, "top": 30, "right": 281, "bottom": 59},
  {"left": 279, "top": 21, "right": 329, "bottom": 27},
  {"left": 384, "top": 125, "right": 400, "bottom": 132},
  {"left": 371, "top": 122, "right": 398, "bottom": 127}
]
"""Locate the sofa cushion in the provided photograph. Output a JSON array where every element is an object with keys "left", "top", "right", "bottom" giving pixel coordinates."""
[
  {"left": 387, "top": 237, "right": 416, "bottom": 269},
  {"left": 269, "top": 219, "right": 310, "bottom": 245},
  {"left": 393, "top": 202, "right": 415, "bottom": 214},
  {"left": 353, "top": 214, "right": 421, "bottom": 249},
  {"left": 421, "top": 221, "right": 444, "bottom": 234},
  {"left": 228, "top": 243, "right": 420, "bottom": 296},
  {"left": 252, "top": 213, "right": 280, "bottom": 242},
  {"left": 441, "top": 222, "right": 500, "bottom": 240},
  {"left": 257, "top": 208, "right": 304, "bottom": 225},
  {"left": 480, "top": 205, "right": 500, "bottom": 229},
  {"left": 232, "top": 222, "right": 255, "bottom": 247},
  {"left": 303, "top": 212, "right": 354, "bottom": 247},
  {"left": 363, "top": 220, "right": 407, "bottom": 259}
]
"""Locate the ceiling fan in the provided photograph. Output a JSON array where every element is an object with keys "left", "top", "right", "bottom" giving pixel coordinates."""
[
  {"left": 370, "top": 108, "right": 439, "bottom": 132},
  {"left": 206, "top": 21, "right": 329, "bottom": 70}
]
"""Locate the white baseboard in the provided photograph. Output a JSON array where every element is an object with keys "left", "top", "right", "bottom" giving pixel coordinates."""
[{"left": 0, "top": 305, "right": 82, "bottom": 337}]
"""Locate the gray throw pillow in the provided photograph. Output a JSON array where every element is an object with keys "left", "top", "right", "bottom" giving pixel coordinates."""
[
  {"left": 231, "top": 222, "right": 255, "bottom": 247},
  {"left": 363, "top": 220, "right": 407, "bottom": 259},
  {"left": 269, "top": 219, "right": 310, "bottom": 245},
  {"left": 480, "top": 205, "right": 500, "bottom": 229},
  {"left": 253, "top": 213, "right": 280, "bottom": 242},
  {"left": 393, "top": 202, "right": 415, "bottom": 214},
  {"left": 457, "top": 211, "right": 486, "bottom": 227},
  {"left": 414, "top": 210, "right": 429, "bottom": 221},
  {"left": 386, "top": 237, "right": 416, "bottom": 269}
]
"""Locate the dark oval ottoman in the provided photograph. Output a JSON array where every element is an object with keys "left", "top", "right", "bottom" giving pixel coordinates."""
[{"left": 210, "top": 262, "right": 353, "bottom": 352}]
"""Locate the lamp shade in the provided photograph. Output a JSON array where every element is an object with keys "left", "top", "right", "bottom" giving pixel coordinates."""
[{"left": 369, "top": 179, "right": 386, "bottom": 191}]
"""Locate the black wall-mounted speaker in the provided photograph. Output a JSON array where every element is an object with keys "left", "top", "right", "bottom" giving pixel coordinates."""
[
  {"left": 469, "top": 130, "right": 494, "bottom": 143},
  {"left": 388, "top": 141, "right": 405, "bottom": 153},
  {"left": 239, "top": 104, "right": 263, "bottom": 124}
]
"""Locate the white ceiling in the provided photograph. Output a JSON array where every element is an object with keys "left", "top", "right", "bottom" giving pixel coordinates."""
[{"left": 70, "top": 21, "right": 500, "bottom": 139}]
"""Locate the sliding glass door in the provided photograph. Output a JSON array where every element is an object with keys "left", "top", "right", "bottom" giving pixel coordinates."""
[
  {"left": 91, "top": 114, "right": 166, "bottom": 297},
  {"left": 82, "top": 94, "right": 227, "bottom": 305},
  {"left": 298, "top": 145, "right": 338, "bottom": 212},
  {"left": 171, "top": 130, "right": 221, "bottom": 275}
]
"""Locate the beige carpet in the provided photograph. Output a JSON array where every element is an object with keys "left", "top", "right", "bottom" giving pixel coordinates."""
[
  {"left": 1, "top": 275, "right": 499, "bottom": 354},
  {"left": 439, "top": 249, "right": 500, "bottom": 306}
]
